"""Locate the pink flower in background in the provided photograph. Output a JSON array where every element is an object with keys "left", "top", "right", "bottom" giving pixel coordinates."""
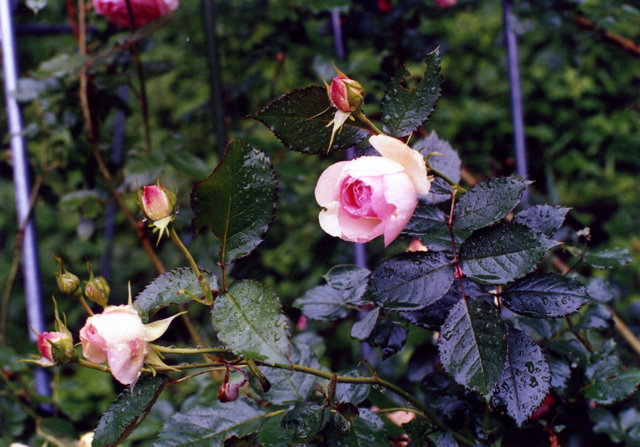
[
  {"left": 315, "top": 135, "right": 430, "bottom": 246},
  {"left": 92, "top": 0, "right": 179, "bottom": 29},
  {"left": 435, "top": 0, "right": 458, "bottom": 8},
  {"left": 80, "top": 304, "right": 178, "bottom": 386}
]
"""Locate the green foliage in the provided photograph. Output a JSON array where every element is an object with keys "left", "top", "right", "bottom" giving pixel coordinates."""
[
  {"left": 134, "top": 267, "right": 219, "bottom": 323},
  {"left": 155, "top": 397, "right": 264, "bottom": 446},
  {"left": 93, "top": 374, "right": 168, "bottom": 447},
  {"left": 191, "top": 140, "right": 277, "bottom": 264},
  {"left": 381, "top": 49, "right": 442, "bottom": 138},
  {"left": 211, "top": 280, "right": 290, "bottom": 364},
  {"left": 7, "top": 1, "right": 640, "bottom": 446},
  {"left": 251, "top": 86, "right": 370, "bottom": 154}
]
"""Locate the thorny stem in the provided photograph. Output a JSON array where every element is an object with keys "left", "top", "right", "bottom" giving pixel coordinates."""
[{"left": 169, "top": 227, "right": 214, "bottom": 305}]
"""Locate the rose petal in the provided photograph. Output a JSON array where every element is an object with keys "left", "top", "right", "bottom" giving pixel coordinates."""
[
  {"left": 369, "top": 134, "right": 430, "bottom": 195},
  {"left": 315, "top": 161, "right": 349, "bottom": 206}
]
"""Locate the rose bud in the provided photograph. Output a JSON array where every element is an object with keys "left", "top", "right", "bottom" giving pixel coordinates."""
[
  {"left": 330, "top": 75, "right": 364, "bottom": 113},
  {"left": 139, "top": 182, "right": 177, "bottom": 222},
  {"left": 138, "top": 181, "right": 178, "bottom": 245},
  {"left": 85, "top": 276, "right": 110, "bottom": 309},
  {"left": 53, "top": 255, "right": 81, "bottom": 297},
  {"left": 92, "top": 0, "right": 179, "bottom": 29},
  {"left": 323, "top": 66, "right": 365, "bottom": 153},
  {"left": 36, "top": 331, "right": 77, "bottom": 366}
]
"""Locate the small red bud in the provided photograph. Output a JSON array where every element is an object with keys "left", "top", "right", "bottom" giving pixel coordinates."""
[{"left": 330, "top": 76, "right": 364, "bottom": 113}]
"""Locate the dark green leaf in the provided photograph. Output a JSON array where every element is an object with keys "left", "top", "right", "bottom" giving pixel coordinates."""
[
  {"left": 293, "top": 285, "right": 354, "bottom": 321},
  {"left": 583, "top": 247, "right": 633, "bottom": 269},
  {"left": 251, "top": 86, "right": 370, "bottom": 154},
  {"left": 324, "top": 265, "right": 371, "bottom": 290},
  {"left": 585, "top": 369, "right": 640, "bottom": 405},
  {"left": 399, "top": 278, "right": 488, "bottom": 331},
  {"left": 401, "top": 200, "right": 448, "bottom": 237},
  {"left": 134, "top": 267, "right": 219, "bottom": 323},
  {"left": 512, "top": 204, "right": 571, "bottom": 238},
  {"left": 501, "top": 273, "right": 590, "bottom": 318},
  {"left": 155, "top": 398, "right": 263, "bottom": 447},
  {"left": 374, "top": 319, "right": 407, "bottom": 359},
  {"left": 414, "top": 132, "right": 461, "bottom": 205},
  {"left": 402, "top": 420, "right": 435, "bottom": 447},
  {"left": 368, "top": 252, "right": 455, "bottom": 311},
  {"left": 336, "top": 402, "right": 360, "bottom": 422},
  {"left": 191, "top": 140, "right": 277, "bottom": 264},
  {"left": 211, "top": 280, "right": 290, "bottom": 365},
  {"left": 453, "top": 178, "right": 531, "bottom": 230},
  {"left": 281, "top": 401, "right": 330, "bottom": 444},
  {"left": 323, "top": 408, "right": 387, "bottom": 447},
  {"left": 459, "top": 223, "right": 560, "bottom": 285},
  {"left": 251, "top": 341, "right": 320, "bottom": 405},
  {"left": 590, "top": 407, "right": 640, "bottom": 444},
  {"left": 546, "top": 352, "right": 572, "bottom": 394},
  {"left": 381, "top": 49, "right": 442, "bottom": 137},
  {"left": 350, "top": 307, "right": 380, "bottom": 341},
  {"left": 257, "top": 412, "right": 294, "bottom": 447},
  {"left": 439, "top": 299, "right": 507, "bottom": 397},
  {"left": 436, "top": 432, "right": 460, "bottom": 447},
  {"left": 332, "top": 412, "right": 352, "bottom": 435},
  {"left": 587, "top": 277, "right": 621, "bottom": 304},
  {"left": 419, "top": 227, "right": 471, "bottom": 254},
  {"left": 335, "top": 371, "right": 371, "bottom": 406},
  {"left": 573, "top": 303, "right": 612, "bottom": 330},
  {"left": 491, "top": 329, "right": 551, "bottom": 426},
  {"left": 93, "top": 374, "right": 168, "bottom": 447}
]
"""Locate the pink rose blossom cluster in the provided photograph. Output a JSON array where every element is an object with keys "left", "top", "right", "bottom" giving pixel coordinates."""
[
  {"left": 315, "top": 135, "right": 430, "bottom": 246},
  {"left": 92, "top": 0, "right": 179, "bottom": 29}
]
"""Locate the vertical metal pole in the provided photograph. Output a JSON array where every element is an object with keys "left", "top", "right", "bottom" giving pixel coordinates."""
[
  {"left": 331, "top": 8, "right": 367, "bottom": 270},
  {"left": 0, "top": 0, "right": 51, "bottom": 399},
  {"left": 504, "top": 0, "right": 529, "bottom": 205},
  {"left": 201, "top": 0, "right": 227, "bottom": 157}
]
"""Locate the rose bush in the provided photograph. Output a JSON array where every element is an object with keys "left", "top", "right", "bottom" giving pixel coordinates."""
[
  {"left": 79, "top": 305, "right": 177, "bottom": 386},
  {"left": 92, "top": 0, "right": 179, "bottom": 29},
  {"left": 315, "top": 134, "right": 430, "bottom": 246}
]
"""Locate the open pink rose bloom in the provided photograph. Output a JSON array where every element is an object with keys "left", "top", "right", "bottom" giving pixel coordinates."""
[
  {"left": 80, "top": 305, "right": 176, "bottom": 386},
  {"left": 92, "top": 0, "right": 179, "bottom": 29},
  {"left": 315, "top": 135, "right": 430, "bottom": 246}
]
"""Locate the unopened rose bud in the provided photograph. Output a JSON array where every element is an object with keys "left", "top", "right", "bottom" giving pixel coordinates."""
[
  {"left": 37, "top": 331, "right": 76, "bottom": 366},
  {"left": 330, "top": 75, "right": 364, "bottom": 113},
  {"left": 53, "top": 255, "right": 81, "bottom": 296},
  {"left": 139, "top": 182, "right": 177, "bottom": 222},
  {"left": 85, "top": 276, "right": 110, "bottom": 308}
]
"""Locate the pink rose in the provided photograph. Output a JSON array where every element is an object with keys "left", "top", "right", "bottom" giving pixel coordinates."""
[
  {"left": 315, "top": 135, "right": 430, "bottom": 246},
  {"left": 92, "top": 0, "right": 179, "bottom": 29},
  {"left": 79, "top": 305, "right": 176, "bottom": 386}
]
